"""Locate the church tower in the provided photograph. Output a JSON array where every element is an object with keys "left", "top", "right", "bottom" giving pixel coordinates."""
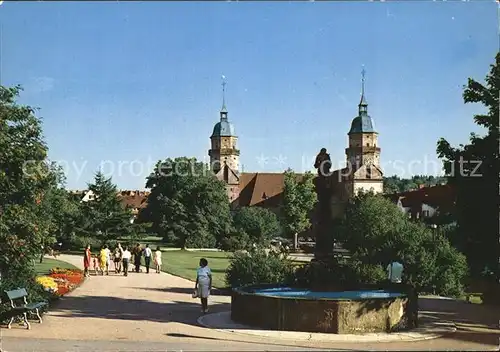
[
  {"left": 345, "top": 68, "right": 383, "bottom": 195},
  {"left": 208, "top": 77, "right": 241, "bottom": 203}
]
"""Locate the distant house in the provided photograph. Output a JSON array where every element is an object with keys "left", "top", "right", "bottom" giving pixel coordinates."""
[
  {"left": 385, "top": 184, "right": 455, "bottom": 222},
  {"left": 117, "top": 190, "right": 150, "bottom": 220},
  {"left": 71, "top": 189, "right": 150, "bottom": 223}
]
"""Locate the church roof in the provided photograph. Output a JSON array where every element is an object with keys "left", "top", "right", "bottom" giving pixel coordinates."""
[
  {"left": 211, "top": 77, "right": 235, "bottom": 137},
  {"left": 236, "top": 172, "right": 304, "bottom": 207},
  {"left": 348, "top": 114, "right": 376, "bottom": 134},
  {"left": 211, "top": 118, "right": 235, "bottom": 137},
  {"left": 349, "top": 67, "right": 377, "bottom": 135}
]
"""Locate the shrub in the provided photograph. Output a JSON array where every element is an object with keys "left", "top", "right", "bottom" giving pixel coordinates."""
[
  {"left": 225, "top": 249, "right": 295, "bottom": 288},
  {"left": 337, "top": 193, "right": 468, "bottom": 297},
  {"left": 220, "top": 231, "right": 251, "bottom": 251},
  {"left": 432, "top": 236, "right": 468, "bottom": 297},
  {"left": 69, "top": 235, "right": 101, "bottom": 251},
  {"left": 0, "top": 263, "right": 49, "bottom": 320},
  {"left": 293, "top": 257, "right": 386, "bottom": 289},
  {"left": 348, "top": 260, "right": 387, "bottom": 284}
]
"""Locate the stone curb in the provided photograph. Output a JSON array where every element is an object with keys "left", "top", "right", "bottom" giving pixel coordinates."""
[{"left": 197, "top": 311, "right": 457, "bottom": 343}]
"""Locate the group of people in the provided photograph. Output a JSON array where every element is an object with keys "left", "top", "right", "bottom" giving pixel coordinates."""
[
  {"left": 83, "top": 243, "right": 163, "bottom": 277},
  {"left": 83, "top": 244, "right": 213, "bottom": 314}
]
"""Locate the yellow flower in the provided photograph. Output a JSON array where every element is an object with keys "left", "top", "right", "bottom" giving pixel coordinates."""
[{"left": 36, "top": 276, "right": 58, "bottom": 292}]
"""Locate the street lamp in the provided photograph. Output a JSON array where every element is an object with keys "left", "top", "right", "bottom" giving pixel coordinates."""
[{"left": 430, "top": 224, "right": 437, "bottom": 241}]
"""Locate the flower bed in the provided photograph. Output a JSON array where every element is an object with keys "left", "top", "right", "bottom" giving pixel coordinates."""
[
  {"left": 37, "top": 267, "right": 85, "bottom": 297},
  {"left": 36, "top": 276, "right": 58, "bottom": 294}
]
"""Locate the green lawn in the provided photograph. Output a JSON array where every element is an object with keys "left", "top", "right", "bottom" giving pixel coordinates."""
[
  {"left": 34, "top": 258, "right": 79, "bottom": 276},
  {"left": 162, "top": 250, "right": 231, "bottom": 288}
]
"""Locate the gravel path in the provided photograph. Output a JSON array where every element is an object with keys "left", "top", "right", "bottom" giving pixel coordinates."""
[{"left": 1, "top": 254, "right": 498, "bottom": 351}]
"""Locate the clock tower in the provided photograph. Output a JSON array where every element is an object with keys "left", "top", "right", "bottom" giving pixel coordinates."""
[
  {"left": 208, "top": 77, "right": 241, "bottom": 204},
  {"left": 344, "top": 68, "right": 383, "bottom": 195}
]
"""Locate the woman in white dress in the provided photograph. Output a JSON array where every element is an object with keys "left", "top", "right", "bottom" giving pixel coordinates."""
[{"left": 194, "top": 258, "right": 212, "bottom": 314}]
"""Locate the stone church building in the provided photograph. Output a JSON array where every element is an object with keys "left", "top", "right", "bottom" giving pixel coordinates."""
[{"left": 209, "top": 72, "right": 383, "bottom": 217}]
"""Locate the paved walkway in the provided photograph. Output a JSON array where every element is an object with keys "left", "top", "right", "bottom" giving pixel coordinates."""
[{"left": 1, "top": 255, "right": 498, "bottom": 351}]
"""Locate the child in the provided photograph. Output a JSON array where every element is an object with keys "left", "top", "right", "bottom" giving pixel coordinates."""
[
  {"left": 92, "top": 255, "right": 100, "bottom": 276},
  {"left": 154, "top": 246, "right": 162, "bottom": 274}
]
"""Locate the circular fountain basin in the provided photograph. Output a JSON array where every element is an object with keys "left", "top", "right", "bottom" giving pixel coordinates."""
[{"left": 231, "top": 285, "right": 417, "bottom": 334}]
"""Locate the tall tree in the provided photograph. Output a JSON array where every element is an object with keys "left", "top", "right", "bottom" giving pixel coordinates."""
[
  {"left": 144, "top": 157, "right": 232, "bottom": 248},
  {"left": 436, "top": 53, "right": 499, "bottom": 282},
  {"left": 35, "top": 163, "right": 67, "bottom": 262},
  {"left": 81, "top": 171, "right": 132, "bottom": 242},
  {"left": 231, "top": 206, "right": 282, "bottom": 248},
  {"left": 0, "top": 85, "right": 55, "bottom": 292},
  {"left": 281, "top": 170, "right": 317, "bottom": 246}
]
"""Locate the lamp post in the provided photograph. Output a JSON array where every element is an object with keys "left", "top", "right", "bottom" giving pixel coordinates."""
[{"left": 430, "top": 224, "right": 437, "bottom": 241}]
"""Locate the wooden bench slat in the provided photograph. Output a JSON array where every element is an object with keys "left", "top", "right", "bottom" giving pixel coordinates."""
[
  {"left": 5, "top": 288, "right": 28, "bottom": 300},
  {"left": 25, "top": 302, "right": 47, "bottom": 310}
]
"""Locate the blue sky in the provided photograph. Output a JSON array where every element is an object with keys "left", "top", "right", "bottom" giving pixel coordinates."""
[{"left": 1, "top": 1, "right": 498, "bottom": 190}]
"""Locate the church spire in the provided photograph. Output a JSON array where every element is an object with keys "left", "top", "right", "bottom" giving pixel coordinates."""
[
  {"left": 220, "top": 75, "right": 228, "bottom": 118},
  {"left": 359, "top": 67, "right": 368, "bottom": 115}
]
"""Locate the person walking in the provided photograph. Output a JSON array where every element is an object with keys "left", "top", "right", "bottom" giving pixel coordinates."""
[
  {"left": 113, "top": 246, "right": 122, "bottom": 273},
  {"left": 99, "top": 246, "right": 107, "bottom": 276},
  {"left": 194, "top": 258, "right": 212, "bottom": 314},
  {"left": 134, "top": 243, "right": 142, "bottom": 273},
  {"left": 83, "top": 244, "right": 91, "bottom": 277},
  {"left": 154, "top": 246, "right": 162, "bottom": 274},
  {"left": 103, "top": 244, "right": 111, "bottom": 275},
  {"left": 143, "top": 244, "right": 152, "bottom": 273},
  {"left": 122, "top": 247, "right": 131, "bottom": 277}
]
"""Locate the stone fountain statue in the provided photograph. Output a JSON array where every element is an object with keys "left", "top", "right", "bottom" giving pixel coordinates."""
[{"left": 313, "top": 148, "right": 335, "bottom": 261}]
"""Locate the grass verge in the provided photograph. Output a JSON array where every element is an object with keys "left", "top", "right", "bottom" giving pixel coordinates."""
[
  {"left": 35, "top": 258, "right": 79, "bottom": 276},
  {"left": 162, "top": 250, "right": 230, "bottom": 288}
]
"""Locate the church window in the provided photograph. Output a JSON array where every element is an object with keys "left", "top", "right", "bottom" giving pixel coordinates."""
[
  {"left": 366, "top": 143, "right": 370, "bottom": 147},
  {"left": 366, "top": 166, "right": 372, "bottom": 179}
]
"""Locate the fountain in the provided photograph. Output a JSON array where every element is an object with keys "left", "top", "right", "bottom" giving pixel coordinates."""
[{"left": 230, "top": 149, "right": 418, "bottom": 334}]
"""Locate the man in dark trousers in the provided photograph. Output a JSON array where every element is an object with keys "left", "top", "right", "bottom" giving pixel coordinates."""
[
  {"left": 143, "top": 244, "right": 152, "bottom": 274},
  {"left": 134, "top": 243, "right": 142, "bottom": 273}
]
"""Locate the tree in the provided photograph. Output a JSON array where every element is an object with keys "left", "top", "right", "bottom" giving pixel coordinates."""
[
  {"left": 34, "top": 163, "right": 69, "bottom": 262},
  {"left": 436, "top": 53, "right": 499, "bottom": 282},
  {"left": 227, "top": 206, "right": 281, "bottom": 250},
  {"left": 383, "top": 175, "right": 447, "bottom": 194},
  {"left": 336, "top": 193, "right": 468, "bottom": 297},
  {"left": 80, "top": 171, "right": 133, "bottom": 243},
  {"left": 0, "top": 85, "right": 55, "bottom": 301},
  {"left": 143, "top": 157, "right": 232, "bottom": 248},
  {"left": 281, "top": 170, "right": 317, "bottom": 247}
]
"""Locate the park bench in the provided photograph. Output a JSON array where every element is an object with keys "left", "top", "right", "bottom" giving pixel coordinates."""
[{"left": 1, "top": 288, "right": 47, "bottom": 330}]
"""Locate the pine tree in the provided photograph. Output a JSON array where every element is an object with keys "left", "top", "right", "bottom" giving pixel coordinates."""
[{"left": 82, "top": 171, "right": 132, "bottom": 242}]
